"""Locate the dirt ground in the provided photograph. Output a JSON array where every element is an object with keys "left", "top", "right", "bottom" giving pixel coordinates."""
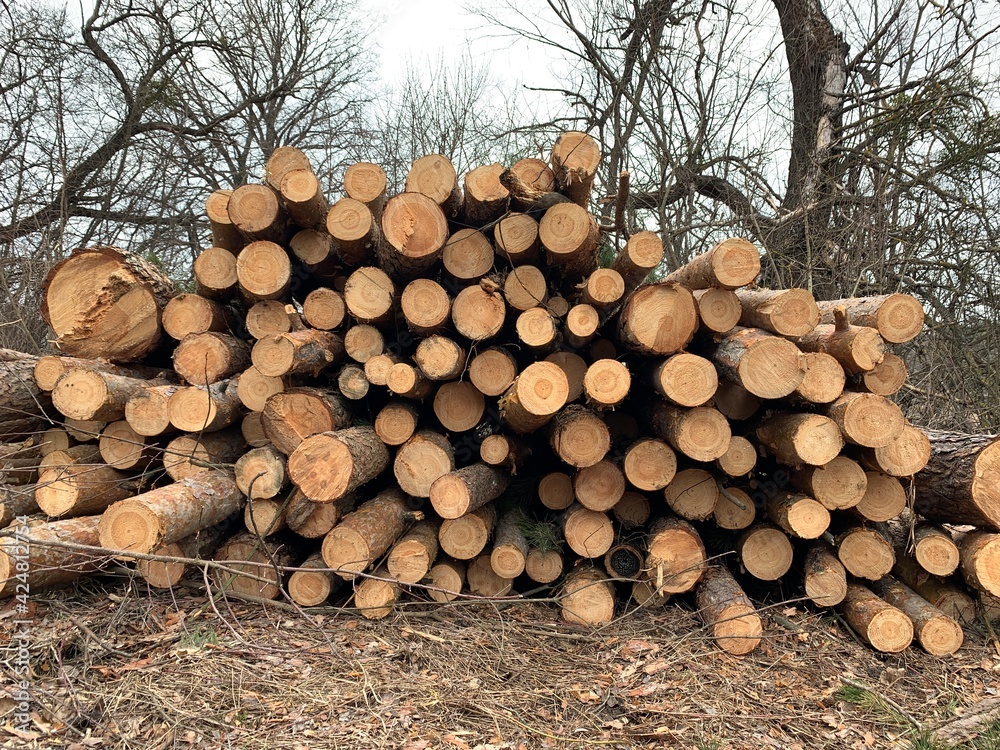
[{"left": 1, "top": 573, "right": 999, "bottom": 750}]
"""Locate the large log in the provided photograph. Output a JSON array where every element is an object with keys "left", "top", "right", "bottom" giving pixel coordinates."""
[
  {"left": 549, "top": 405, "right": 611, "bottom": 469},
  {"left": 288, "top": 427, "right": 389, "bottom": 502},
  {"left": 664, "top": 238, "right": 760, "bottom": 289},
  {"left": 756, "top": 412, "right": 844, "bottom": 466},
  {"left": 617, "top": 283, "right": 698, "bottom": 356},
  {"left": 280, "top": 169, "right": 328, "bottom": 228},
  {"left": 613, "top": 231, "right": 663, "bottom": 291},
  {"left": 99, "top": 420, "right": 158, "bottom": 470},
  {"left": 737, "top": 524, "right": 793, "bottom": 581},
  {"left": 623, "top": 438, "right": 677, "bottom": 491},
  {"left": 234, "top": 445, "right": 288, "bottom": 500},
  {"left": 957, "top": 531, "right": 1000, "bottom": 597},
  {"left": 573, "top": 459, "right": 625, "bottom": 512},
  {"left": 452, "top": 282, "right": 507, "bottom": 342},
  {"left": 194, "top": 246, "right": 239, "bottom": 299},
  {"left": 236, "top": 240, "right": 291, "bottom": 301},
  {"left": 651, "top": 403, "right": 731, "bottom": 462},
  {"left": 227, "top": 185, "right": 287, "bottom": 244},
  {"left": 379, "top": 192, "right": 449, "bottom": 278},
  {"left": 791, "top": 456, "right": 867, "bottom": 510},
  {"left": 0, "top": 350, "right": 53, "bottom": 441},
  {"left": 443, "top": 229, "right": 494, "bottom": 283},
  {"left": 41, "top": 246, "right": 175, "bottom": 362},
  {"left": 913, "top": 431, "right": 1000, "bottom": 531},
  {"left": 51, "top": 369, "right": 171, "bottom": 422},
  {"left": 162, "top": 294, "right": 235, "bottom": 341},
  {"left": 321, "top": 488, "right": 420, "bottom": 578},
  {"left": 401, "top": 280, "right": 451, "bottom": 337},
  {"left": 816, "top": 294, "right": 924, "bottom": 344},
  {"left": 439, "top": 504, "right": 497, "bottom": 560},
  {"left": 652, "top": 353, "right": 718, "bottom": 408},
  {"left": 713, "top": 327, "right": 805, "bottom": 399},
  {"left": 262, "top": 387, "right": 350, "bottom": 456},
  {"left": 288, "top": 551, "right": 338, "bottom": 607},
  {"left": 550, "top": 131, "right": 601, "bottom": 206},
  {"left": 494, "top": 213, "right": 541, "bottom": 265},
  {"left": 125, "top": 384, "right": 183, "bottom": 437},
  {"left": 394, "top": 430, "right": 455, "bottom": 498},
  {"left": 0, "top": 515, "right": 106, "bottom": 597},
  {"left": 735, "top": 288, "right": 820, "bottom": 337}
]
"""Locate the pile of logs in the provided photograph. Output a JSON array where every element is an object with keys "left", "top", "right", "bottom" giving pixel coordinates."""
[{"left": 2, "top": 133, "right": 999, "bottom": 658}]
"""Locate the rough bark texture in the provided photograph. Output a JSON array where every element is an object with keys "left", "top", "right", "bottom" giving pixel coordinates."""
[{"left": 914, "top": 431, "right": 1000, "bottom": 531}]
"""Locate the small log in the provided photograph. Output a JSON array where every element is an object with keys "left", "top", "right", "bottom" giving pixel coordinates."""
[
  {"left": 573, "top": 459, "right": 625, "bottom": 512},
  {"left": 387, "top": 520, "right": 440, "bottom": 584},
  {"left": 63, "top": 418, "right": 105, "bottom": 442},
  {"left": 414, "top": 335, "right": 466, "bottom": 381},
  {"left": 245, "top": 300, "right": 295, "bottom": 339},
  {"left": 99, "top": 470, "right": 244, "bottom": 555},
  {"left": 499, "top": 361, "right": 569, "bottom": 434},
  {"left": 503, "top": 157, "right": 556, "bottom": 210},
  {"left": 583, "top": 359, "right": 630, "bottom": 409},
  {"left": 545, "top": 351, "right": 586, "bottom": 402},
  {"left": 852, "top": 471, "right": 906, "bottom": 522},
  {"left": 548, "top": 130, "right": 601, "bottom": 204},
  {"left": 652, "top": 353, "right": 718, "bottom": 408},
  {"left": 433, "top": 381, "right": 485, "bottom": 432},
  {"left": 816, "top": 294, "right": 924, "bottom": 344},
  {"left": 290, "top": 228, "right": 336, "bottom": 273},
  {"left": 957, "top": 531, "right": 1000, "bottom": 597},
  {"left": 163, "top": 430, "right": 247, "bottom": 481},
  {"left": 469, "top": 347, "right": 518, "bottom": 397},
  {"left": 326, "top": 198, "right": 377, "bottom": 267},
  {"left": 174, "top": 332, "right": 251, "bottom": 386},
  {"left": 386, "top": 362, "right": 432, "bottom": 400},
  {"left": 406, "top": 154, "right": 462, "bottom": 216},
  {"left": 491, "top": 512, "right": 529, "bottom": 579},
  {"left": 612, "top": 231, "right": 663, "bottom": 290},
  {"left": 713, "top": 380, "right": 761, "bottom": 421},
  {"left": 241, "top": 412, "right": 269, "bottom": 448},
  {"left": 693, "top": 288, "right": 742, "bottom": 334},
  {"left": 251, "top": 329, "right": 344, "bottom": 378},
  {"left": 791, "top": 456, "right": 868, "bottom": 510},
  {"left": 503, "top": 266, "right": 548, "bottom": 311},
  {"left": 235, "top": 367, "right": 285, "bottom": 413},
  {"left": 286, "top": 490, "right": 354, "bottom": 539},
  {"left": 910, "top": 523, "right": 961, "bottom": 577},
  {"left": 894, "top": 556, "right": 977, "bottom": 625},
  {"left": 839, "top": 583, "right": 914, "bottom": 653},
  {"left": 228, "top": 185, "right": 286, "bottom": 244},
  {"left": 401, "top": 279, "right": 451, "bottom": 336},
  {"left": 579, "top": 268, "right": 625, "bottom": 311},
  {"left": 738, "top": 524, "right": 794, "bottom": 581},
  {"left": 516, "top": 307, "right": 561, "bottom": 354},
  {"left": 337, "top": 365, "right": 370, "bottom": 401},
  {"left": 467, "top": 554, "right": 514, "bottom": 596},
  {"left": 560, "top": 565, "right": 616, "bottom": 625},
  {"left": 439, "top": 504, "right": 497, "bottom": 560},
  {"left": 443, "top": 228, "right": 494, "bottom": 282},
  {"left": 343, "top": 162, "right": 388, "bottom": 220},
  {"left": 244, "top": 498, "right": 287, "bottom": 537},
  {"left": 162, "top": 294, "right": 235, "bottom": 341},
  {"left": 212, "top": 531, "right": 295, "bottom": 601},
  {"left": 914, "top": 431, "right": 1000, "bottom": 530},
  {"left": 837, "top": 524, "right": 895, "bottom": 580},
  {"left": 651, "top": 403, "right": 731, "bottom": 462},
  {"left": 362, "top": 352, "right": 401, "bottom": 386},
  {"left": 859, "top": 353, "right": 907, "bottom": 396},
  {"left": 205, "top": 190, "right": 244, "bottom": 252},
  {"left": 870, "top": 576, "right": 963, "bottom": 655},
  {"left": 525, "top": 548, "right": 564, "bottom": 584},
  {"left": 394, "top": 430, "right": 455, "bottom": 498},
  {"left": 235, "top": 240, "right": 291, "bottom": 301},
  {"left": 664, "top": 238, "right": 760, "bottom": 289},
  {"left": 427, "top": 557, "right": 467, "bottom": 602},
  {"left": 804, "top": 542, "right": 848, "bottom": 606},
  {"left": 494, "top": 213, "right": 541, "bottom": 265},
  {"left": 262, "top": 387, "right": 350, "bottom": 456},
  {"left": 617, "top": 283, "right": 698, "bottom": 356},
  {"left": 38, "top": 428, "right": 73, "bottom": 456},
  {"left": 194, "top": 246, "right": 239, "bottom": 300},
  {"left": 321, "top": 488, "right": 419, "bottom": 578},
  {"left": 344, "top": 266, "right": 396, "bottom": 326},
  {"left": 765, "top": 491, "right": 830, "bottom": 539},
  {"left": 614, "top": 491, "right": 651, "bottom": 529},
  {"left": 713, "top": 327, "right": 805, "bottom": 399},
  {"left": 35, "top": 464, "right": 137, "bottom": 518},
  {"left": 280, "top": 169, "right": 328, "bottom": 228},
  {"left": 137, "top": 525, "right": 227, "bottom": 589},
  {"left": 52, "top": 369, "right": 170, "bottom": 422},
  {"left": 168, "top": 381, "right": 242, "bottom": 434},
  {"left": 374, "top": 400, "right": 419, "bottom": 446},
  {"left": 715, "top": 436, "right": 757, "bottom": 477},
  {"left": 792, "top": 309, "right": 885, "bottom": 375},
  {"left": 288, "top": 426, "right": 389, "bottom": 502},
  {"left": 714, "top": 487, "right": 756, "bottom": 530},
  {"left": 549, "top": 405, "right": 611, "bottom": 469},
  {"left": 302, "top": 288, "right": 347, "bottom": 331},
  {"left": 379, "top": 192, "right": 449, "bottom": 278},
  {"left": 265, "top": 146, "right": 311, "bottom": 190},
  {"left": 99, "top": 421, "right": 157, "bottom": 470},
  {"left": 858, "top": 423, "right": 931, "bottom": 490},
  {"left": 623, "top": 438, "right": 677, "bottom": 491},
  {"left": 663, "top": 468, "right": 718, "bottom": 521},
  {"left": 452, "top": 282, "right": 506, "bottom": 342},
  {"left": 480, "top": 434, "right": 530, "bottom": 472},
  {"left": 288, "top": 551, "right": 338, "bottom": 607},
  {"left": 561, "top": 503, "right": 614, "bottom": 559},
  {"left": 234, "top": 445, "right": 288, "bottom": 500},
  {"left": 826, "top": 391, "right": 905, "bottom": 448},
  {"left": 645, "top": 516, "right": 707, "bottom": 593},
  {"left": 538, "top": 472, "right": 575, "bottom": 510},
  {"left": 736, "top": 288, "right": 820, "bottom": 337},
  {"left": 539, "top": 202, "right": 599, "bottom": 279},
  {"left": 354, "top": 567, "right": 400, "bottom": 619},
  {"left": 756, "top": 412, "right": 844, "bottom": 466},
  {"left": 604, "top": 540, "right": 643, "bottom": 580},
  {"left": 125, "top": 384, "right": 182, "bottom": 437},
  {"left": 696, "top": 566, "right": 763, "bottom": 655},
  {"left": 0, "top": 516, "right": 105, "bottom": 596},
  {"left": 430, "top": 463, "right": 510, "bottom": 519},
  {"left": 793, "top": 352, "right": 846, "bottom": 404}
]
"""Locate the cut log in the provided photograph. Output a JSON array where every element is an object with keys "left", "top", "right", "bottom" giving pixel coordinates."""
[
  {"left": 280, "top": 169, "right": 328, "bottom": 228},
  {"left": 234, "top": 445, "right": 288, "bottom": 500},
  {"left": 343, "top": 162, "right": 388, "bottom": 220},
  {"left": 443, "top": 228, "right": 494, "bottom": 282},
  {"left": 235, "top": 240, "right": 291, "bottom": 301},
  {"left": 652, "top": 353, "right": 718, "bottom": 408},
  {"left": 286, "top": 489, "right": 354, "bottom": 539},
  {"left": 826, "top": 391, "right": 905, "bottom": 448},
  {"left": 344, "top": 266, "right": 396, "bottom": 326},
  {"left": 793, "top": 352, "right": 846, "bottom": 404},
  {"left": 516, "top": 307, "right": 561, "bottom": 354},
  {"left": 265, "top": 146, "right": 311, "bottom": 190},
  {"left": 651, "top": 403, "right": 731, "bottom": 462},
  {"left": 337, "top": 365, "right": 370, "bottom": 401},
  {"left": 63, "top": 418, "right": 105, "bottom": 442},
  {"left": 712, "top": 327, "right": 805, "bottom": 399},
  {"left": 765, "top": 491, "right": 830, "bottom": 539},
  {"left": 914, "top": 431, "right": 1000, "bottom": 530},
  {"left": 560, "top": 565, "right": 615, "bottom": 625},
  {"left": 696, "top": 566, "right": 763, "bottom": 655},
  {"left": 613, "top": 231, "right": 663, "bottom": 291},
  {"left": 494, "top": 213, "right": 541, "bottom": 265},
  {"left": 205, "top": 190, "right": 244, "bottom": 252},
  {"left": 245, "top": 300, "right": 295, "bottom": 339},
  {"left": 325, "top": 198, "right": 377, "bottom": 267},
  {"left": 579, "top": 268, "right": 625, "bottom": 311},
  {"left": 791, "top": 456, "right": 868, "bottom": 510},
  {"left": 262, "top": 387, "right": 350, "bottom": 456},
  {"left": 693, "top": 288, "right": 742, "bottom": 334},
  {"left": 0, "top": 515, "right": 105, "bottom": 596},
  {"left": 645, "top": 516, "right": 707, "bottom": 593},
  {"left": 736, "top": 288, "right": 820, "bottom": 337},
  {"left": 288, "top": 551, "right": 338, "bottom": 606},
  {"left": 469, "top": 347, "right": 518, "bottom": 397},
  {"left": 490, "top": 512, "right": 529, "bottom": 579},
  {"left": 617, "top": 283, "right": 698, "bottom": 356},
  {"left": 374, "top": 400, "right": 419, "bottom": 446},
  {"left": 859, "top": 353, "right": 907, "bottom": 396},
  {"left": 957, "top": 531, "right": 1000, "bottom": 597},
  {"left": 499, "top": 361, "right": 569, "bottom": 434},
  {"left": 503, "top": 266, "right": 548, "bottom": 312},
  {"left": 173, "top": 332, "right": 251, "bottom": 386},
  {"left": 664, "top": 238, "right": 760, "bottom": 289},
  {"left": 816, "top": 294, "right": 924, "bottom": 344},
  {"left": 837, "top": 525, "right": 895, "bottom": 580},
  {"left": 35, "top": 464, "right": 136, "bottom": 518},
  {"left": 162, "top": 294, "right": 234, "bottom": 341},
  {"left": 364, "top": 353, "right": 403, "bottom": 391},
  {"left": 321, "top": 488, "right": 419, "bottom": 578},
  {"left": 663, "top": 468, "right": 718, "bottom": 521},
  {"left": 539, "top": 202, "right": 599, "bottom": 279},
  {"left": 713, "top": 380, "right": 761, "bottom": 421},
  {"left": 288, "top": 426, "right": 389, "bottom": 502},
  {"left": 162, "top": 429, "right": 247, "bottom": 481},
  {"left": 227, "top": 184, "right": 286, "bottom": 244},
  {"left": 853, "top": 471, "right": 906, "bottom": 522},
  {"left": 345, "top": 325, "right": 385, "bottom": 363},
  {"left": 427, "top": 558, "right": 466, "bottom": 602},
  {"left": 235, "top": 367, "right": 285, "bottom": 413},
  {"left": 714, "top": 487, "right": 756, "bottom": 530},
  {"left": 37, "top": 444, "right": 100, "bottom": 471},
  {"left": 429, "top": 462, "right": 509, "bottom": 520},
  {"left": 51, "top": 369, "right": 167, "bottom": 422},
  {"left": 406, "top": 154, "right": 462, "bottom": 216},
  {"left": 289, "top": 228, "right": 336, "bottom": 272},
  {"left": 452, "top": 282, "right": 506, "bottom": 342},
  {"left": 241, "top": 412, "right": 269, "bottom": 447},
  {"left": 99, "top": 420, "right": 156, "bottom": 470},
  {"left": 623, "top": 438, "right": 677, "bottom": 491},
  {"left": 550, "top": 131, "right": 601, "bottom": 206},
  {"left": 380, "top": 192, "right": 449, "bottom": 278},
  {"left": 738, "top": 524, "right": 794, "bottom": 581},
  {"left": 525, "top": 548, "right": 564, "bottom": 584},
  {"left": 414, "top": 335, "right": 466, "bottom": 381},
  {"left": 251, "top": 329, "right": 343, "bottom": 378},
  {"left": 549, "top": 405, "right": 611, "bottom": 469},
  {"left": 41, "top": 246, "right": 175, "bottom": 362},
  {"left": 32, "top": 355, "right": 166, "bottom": 393},
  {"left": 194, "top": 245, "right": 239, "bottom": 299},
  {"left": 614, "top": 491, "right": 651, "bottom": 528},
  {"left": 38, "top": 428, "right": 73, "bottom": 455},
  {"left": 433, "top": 381, "right": 485, "bottom": 432},
  {"left": 870, "top": 576, "right": 963, "bottom": 656},
  {"left": 583, "top": 359, "right": 631, "bottom": 409},
  {"left": 561, "top": 503, "right": 614, "bottom": 559},
  {"left": 401, "top": 279, "right": 451, "bottom": 337},
  {"left": 244, "top": 498, "right": 287, "bottom": 536},
  {"left": 793, "top": 319, "right": 885, "bottom": 376},
  {"left": 480, "top": 434, "right": 530, "bottom": 472},
  {"left": 564, "top": 304, "right": 600, "bottom": 349},
  {"left": 387, "top": 520, "right": 440, "bottom": 584},
  {"left": 839, "top": 583, "right": 914, "bottom": 653},
  {"left": 503, "top": 157, "right": 556, "bottom": 210},
  {"left": 212, "top": 531, "right": 295, "bottom": 601},
  {"left": 715, "top": 436, "right": 757, "bottom": 477},
  {"left": 394, "top": 430, "right": 455, "bottom": 498},
  {"left": 386, "top": 362, "right": 433, "bottom": 400},
  {"left": 168, "top": 381, "right": 242, "bottom": 434},
  {"left": 354, "top": 567, "right": 399, "bottom": 619},
  {"left": 804, "top": 542, "right": 848, "bottom": 606},
  {"left": 439, "top": 504, "right": 497, "bottom": 560},
  {"left": 573, "top": 459, "right": 625, "bottom": 512},
  {"left": 99, "top": 470, "right": 244, "bottom": 555},
  {"left": 545, "top": 351, "right": 586, "bottom": 402},
  {"left": 137, "top": 525, "right": 226, "bottom": 589},
  {"left": 756, "top": 412, "right": 844, "bottom": 466},
  {"left": 894, "top": 556, "right": 978, "bottom": 625},
  {"left": 910, "top": 524, "right": 960, "bottom": 577},
  {"left": 302, "top": 288, "right": 346, "bottom": 331},
  {"left": 467, "top": 554, "right": 514, "bottom": 596},
  {"left": 539, "top": 472, "right": 575, "bottom": 510}
]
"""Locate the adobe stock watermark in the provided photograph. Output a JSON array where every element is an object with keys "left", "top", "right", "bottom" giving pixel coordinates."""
[{"left": 7, "top": 516, "right": 33, "bottom": 732}]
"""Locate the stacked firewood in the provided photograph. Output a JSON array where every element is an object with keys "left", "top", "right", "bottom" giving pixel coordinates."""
[{"left": 1, "top": 133, "right": 999, "bottom": 658}]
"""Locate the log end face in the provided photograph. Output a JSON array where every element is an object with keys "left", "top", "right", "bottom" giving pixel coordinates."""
[
  {"left": 712, "top": 604, "right": 763, "bottom": 655},
  {"left": 972, "top": 441, "right": 1000, "bottom": 531},
  {"left": 99, "top": 500, "right": 162, "bottom": 555},
  {"left": 288, "top": 433, "right": 353, "bottom": 502},
  {"left": 738, "top": 337, "right": 805, "bottom": 399},
  {"left": 867, "top": 608, "right": 915, "bottom": 653},
  {"left": 878, "top": 293, "right": 925, "bottom": 343},
  {"left": 919, "top": 616, "right": 964, "bottom": 656},
  {"left": 620, "top": 284, "right": 698, "bottom": 356},
  {"left": 711, "top": 238, "right": 761, "bottom": 289},
  {"left": 321, "top": 526, "right": 370, "bottom": 579}
]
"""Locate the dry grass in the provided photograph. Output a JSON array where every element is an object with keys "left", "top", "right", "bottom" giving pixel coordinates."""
[{"left": 1, "top": 575, "right": 998, "bottom": 750}]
